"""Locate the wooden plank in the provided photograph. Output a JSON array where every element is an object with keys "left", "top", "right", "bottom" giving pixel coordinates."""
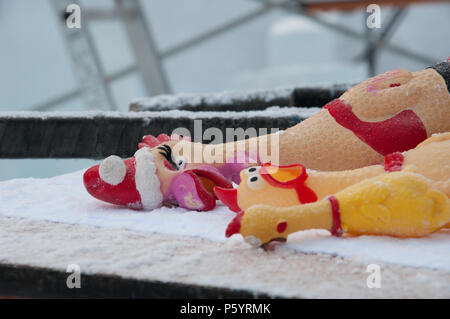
[
  {"left": 0, "top": 263, "right": 274, "bottom": 299},
  {"left": 0, "top": 84, "right": 358, "bottom": 159},
  {"left": 130, "top": 84, "right": 350, "bottom": 112},
  {"left": 0, "top": 113, "right": 306, "bottom": 159}
]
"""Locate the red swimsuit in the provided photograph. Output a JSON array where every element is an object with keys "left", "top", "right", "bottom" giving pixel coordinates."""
[{"left": 324, "top": 99, "right": 427, "bottom": 156}]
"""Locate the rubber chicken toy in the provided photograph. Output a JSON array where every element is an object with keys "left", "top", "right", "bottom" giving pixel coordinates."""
[
  {"left": 83, "top": 61, "right": 449, "bottom": 211},
  {"left": 226, "top": 171, "right": 450, "bottom": 248},
  {"left": 215, "top": 133, "right": 450, "bottom": 213}
]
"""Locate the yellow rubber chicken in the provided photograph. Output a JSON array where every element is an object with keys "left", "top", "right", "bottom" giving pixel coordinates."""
[
  {"left": 226, "top": 171, "right": 450, "bottom": 247},
  {"left": 215, "top": 133, "right": 450, "bottom": 213}
]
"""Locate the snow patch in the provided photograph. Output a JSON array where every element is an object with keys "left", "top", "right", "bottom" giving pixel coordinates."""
[
  {"left": 131, "top": 86, "right": 296, "bottom": 110},
  {"left": 0, "top": 107, "right": 320, "bottom": 120},
  {"left": 0, "top": 170, "right": 449, "bottom": 271}
]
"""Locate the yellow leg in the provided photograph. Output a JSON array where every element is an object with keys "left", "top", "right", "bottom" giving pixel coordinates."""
[
  {"left": 238, "top": 199, "right": 333, "bottom": 245},
  {"left": 338, "top": 173, "right": 450, "bottom": 237}
]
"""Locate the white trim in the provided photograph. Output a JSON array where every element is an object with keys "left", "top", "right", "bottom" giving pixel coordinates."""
[
  {"left": 99, "top": 155, "right": 126, "bottom": 186},
  {"left": 134, "top": 147, "right": 163, "bottom": 210}
]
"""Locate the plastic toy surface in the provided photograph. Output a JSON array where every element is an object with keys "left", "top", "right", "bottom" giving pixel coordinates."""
[
  {"left": 226, "top": 171, "right": 450, "bottom": 248},
  {"left": 272, "top": 62, "right": 450, "bottom": 170},
  {"left": 215, "top": 133, "right": 450, "bottom": 213},
  {"left": 84, "top": 134, "right": 246, "bottom": 211}
]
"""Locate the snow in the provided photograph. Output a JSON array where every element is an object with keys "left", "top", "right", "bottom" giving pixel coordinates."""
[
  {"left": 131, "top": 83, "right": 354, "bottom": 110},
  {"left": 131, "top": 86, "right": 296, "bottom": 110},
  {"left": 1, "top": 170, "right": 450, "bottom": 271},
  {"left": 0, "top": 107, "right": 320, "bottom": 120},
  {"left": 131, "top": 84, "right": 355, "bottom": 111}
]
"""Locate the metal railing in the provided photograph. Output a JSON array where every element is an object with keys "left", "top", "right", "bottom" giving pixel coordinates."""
[{"left": 30, "top": 0, "right": 444, "bottom": 111}]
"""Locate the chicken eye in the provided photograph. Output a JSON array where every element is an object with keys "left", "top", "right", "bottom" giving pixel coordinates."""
[
  {"left": 246, "top": 166, "right": 260, "bottom": 176},
  {"left": 247, "top": 175, "right": 265, "bottom": 190}
]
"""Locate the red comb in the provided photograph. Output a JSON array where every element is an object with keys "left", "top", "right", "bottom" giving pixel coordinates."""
[{"left": 138, "top": 133, "right": 191, "bottom": 149}]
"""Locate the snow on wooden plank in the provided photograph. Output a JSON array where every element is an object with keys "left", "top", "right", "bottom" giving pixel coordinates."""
[
  {"left": 0, "top": 107, "right": 319, "bottom": 159},
  {"left": 130, "top": 84, "right": 351, "bottom": 112}
]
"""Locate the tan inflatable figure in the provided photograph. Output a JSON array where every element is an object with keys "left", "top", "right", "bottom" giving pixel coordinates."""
[{"left": 172, "top": 61, "right": 450, "bottom": 171}]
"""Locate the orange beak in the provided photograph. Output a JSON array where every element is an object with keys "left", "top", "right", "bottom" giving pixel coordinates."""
[{"left": 214, "top": 186, "right": 241, "bottom": 213}]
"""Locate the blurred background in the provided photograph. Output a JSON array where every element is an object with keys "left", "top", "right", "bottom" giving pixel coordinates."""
[{"left": 0, "top": 0, "right": 449, "bottom": 181}]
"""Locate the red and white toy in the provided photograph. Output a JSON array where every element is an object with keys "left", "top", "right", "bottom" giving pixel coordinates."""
[{"left": 84, "top": 134, "right": 246, "bottom": 211}]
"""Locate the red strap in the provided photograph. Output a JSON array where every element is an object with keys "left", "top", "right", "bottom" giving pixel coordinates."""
[
  {"left": 328, "top": 196, "right": 343, "bottom": 237},
  {"left": 384, "top": 152, "right": 404, "bottom": 172},
  {"left": 325, "top": 99, "right": 427, "bottom": 156}
]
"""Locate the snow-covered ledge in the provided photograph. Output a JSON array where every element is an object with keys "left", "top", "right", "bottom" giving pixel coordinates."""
[
  {"left": 1, "top": 215, "right": 449, "bottom": 298},
  {"left": 0, "top": 171, "right": 449, "bottom": 298},
  {"left": 0, "top": 107, "right": 319, "bottom": 159},
  {"left": 130, "top": 83, "right": 352, "bottom": 112}
]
